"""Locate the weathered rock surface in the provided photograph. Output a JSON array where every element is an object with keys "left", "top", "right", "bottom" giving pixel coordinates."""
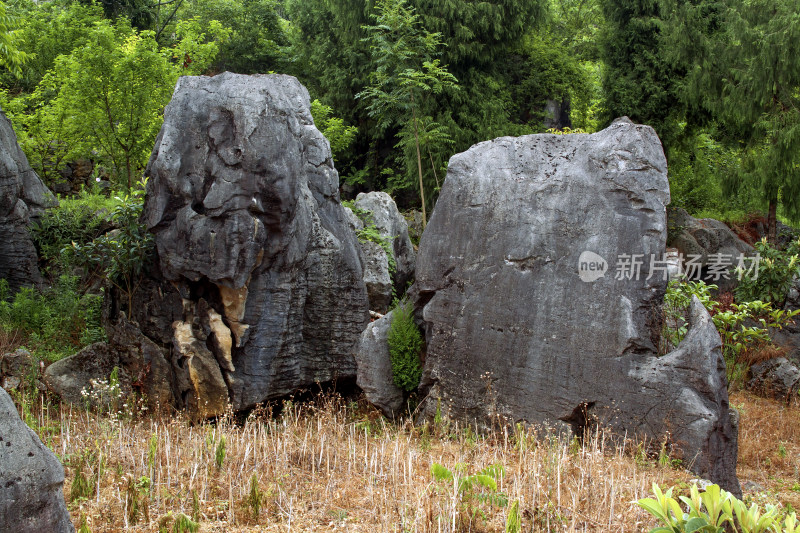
[
  {"left": 141, "top": 73, "right": 368, "bottom": 414},
  {"left": 667, "top": 207, "right": 755, "bottom": 292},
  {"left": 413, "top": 119, "right": 740, "bottom": 494},
  {"left": 343, "top": 207, "right": 393, "bottom": 313},
  {"left": 0, "top": 107, "right": 57, "bottom": 294},
  {"left": 748, "top": 357, "right": 800, "bottom": 401},
  {"left": 354, "top": 312, "right": 404, "bottom": 418},
  {"left": 354, "top": 191, "right": 416, "bottom": 291},
  {"left": 44, "top": 317, "right": 174, "bottom": 412},
  {"left": 0, "top": 388, "right": 74, "bottom": 533},
  {"left": 1, "top": 348, "right": 33, "bottom": 390}
]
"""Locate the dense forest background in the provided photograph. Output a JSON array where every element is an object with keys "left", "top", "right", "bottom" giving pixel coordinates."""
[{"left": 0, "top": 0, "right": 798, "bottom": 231}]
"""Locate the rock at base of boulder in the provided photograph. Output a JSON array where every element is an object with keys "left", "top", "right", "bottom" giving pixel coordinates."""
[
  {"left": 44, "top": 317, "right": 174, "bottom": 412},
  {"left": 354, "top": 311, "right": 405, "bottom": 418},
  {"left": 0, "top": 388, "right": 74, "bottom": 533}
]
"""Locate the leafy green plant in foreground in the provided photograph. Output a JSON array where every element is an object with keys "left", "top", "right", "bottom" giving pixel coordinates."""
[
  {"left": 638, "top": 482, "right": 800, "bottom": 533},
  {"left": 431, "top": 462, "right": 508, "bottom": 527}
]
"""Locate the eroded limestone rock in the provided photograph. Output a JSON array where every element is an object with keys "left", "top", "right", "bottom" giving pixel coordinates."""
[
  {"left": 142, "top": 73, "right": 368, "bottom": 414},
  {"left": 413, "top": 119, "right": 740, "bottom": 494},
  {"left": 0, "top": 107, "right": 57, "bottom": 294},
  {"left": 0, "top": 388, "right": 74, "bottom": 532}
]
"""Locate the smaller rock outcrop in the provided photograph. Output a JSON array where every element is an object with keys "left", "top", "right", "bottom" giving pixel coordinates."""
[
  {"left": 0, "top": 107, "right": 57, "bottom": 294},
  {"left": 667, "top": 208, "right": 755, "bottom": 292},
  {"left": 353, "top": 312, "right": 404, "bottom": 418},
  {"left": 44, "top": 317, "right": 174, "bottom": 412},
  {"left": 1, "top": 348, "right": 33, "bottom": 391},
  {"left": 345, "top": 192, "right": 416, "bottom": 314},
  {"left": 748, "top": 357, "right": 800, "bottom": 402},
  {"left": 354, "top": 192, "right": 416, "bottom": 291},
  {"left": 344, "top": 209, "right": 393, "bottom": 313},
  {"left": 0, "top": 388, "right": 74, "bottom": 533}
]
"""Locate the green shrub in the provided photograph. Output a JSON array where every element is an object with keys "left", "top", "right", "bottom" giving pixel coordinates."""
[
  {"left": 0, "top": 275, "right": 105, "bottom": 363},
  {"left": 387, "top": 299, "right": 423, "bottom": 392},
  {"left": 69, "top": 182, "right": 154, "bottom": 313},
  {"left": 735, "top": 237, "right": 800, "bottom": 306}
]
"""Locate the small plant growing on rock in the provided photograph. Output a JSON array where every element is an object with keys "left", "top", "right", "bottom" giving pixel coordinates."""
[{"left": 387, "top": 298, "right": 423, "bottom": 392}]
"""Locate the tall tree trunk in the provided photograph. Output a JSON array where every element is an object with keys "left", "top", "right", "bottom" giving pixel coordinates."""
[
  {"left": 768, "top": 196, "right": 778, "bottom": 244},
  {"left": 411, "top": 100, "right": 426, "bottom": 228}
]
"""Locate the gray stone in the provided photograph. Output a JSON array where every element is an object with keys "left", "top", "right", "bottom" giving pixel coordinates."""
[
  {"left": 343, "top": 205, "right": 393, "bottom": 313},
  {"left": 354, "top": 312, "right": 405, "bottom": 418},
  {"left": 354, "top": 191, "right": 417, "bottom": 291},
  {"left": 1, "top": 348, "right": 33, "bottom": 383},
  {"left": 667, "top": 208, "right": 755, "bottom": 292},
  {"left": 747, "top": 357, "right": 800, "bottom": 401},
  {"left": 360, "top": 240, "right": 393, "bottom": 314},
  {"left": 44, "top": 317, "right": 174, "bottom": 412},
  {"left": 0, "top": 107, "right": 57, "bottom": 294},
  {"left": 413, "top": 119, "right": 740, "bottom": 494},
  {"left": 142, "top": 73, "right": 368, "bottom": 415},
  {"left": 0, "top": 388, "right": 74, "bottom": 533}
]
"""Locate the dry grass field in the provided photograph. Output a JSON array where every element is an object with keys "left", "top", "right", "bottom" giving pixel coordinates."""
[{"left": 15, "top": 390, "right": 800, "bottom": 532}]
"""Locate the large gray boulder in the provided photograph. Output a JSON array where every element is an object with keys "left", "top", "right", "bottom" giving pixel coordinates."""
[
  {"left": 413, "top": 119, "right": 740, "bottom": 494},
  {"left": 0, "top": 388, "right": 74, "bottom": 532},
  {"left": 354, "top": 312, "right": 405, "bottom": 418},
  {"left": 0, "top": 108, "right": 57, "bottom": 294},
  {"left": 667, "top": 207, "right": 755, "bottom": 292},
  {"left": 142, "top": 73, "right": 368, "bottom": 415}
]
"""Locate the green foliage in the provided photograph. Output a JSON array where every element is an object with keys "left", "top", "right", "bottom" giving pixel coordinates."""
[
  {"left": 660, "top": 277, "right": 799, "bottom": 388},
  {"left": 3, "top": 9, "right": 226, "bottom": 190},
  {"left": 178, "top": 0, "right": 288, "bottom": 74},
  {"left": 663, "top": 0, "right": 800, "bottom": 228},
  {"left": 214, "top": 435, "right": 226, "bottom": 469},
  {"left": 0, "top": 0, "right": 29, "bottom": 78},
  {"left": 0, "top": 1, "right": 102, "bottom": 91},
  {"left": 430, "top": 462, "right": 509, "bottom": 526},
  {"left": 735, "top": 238, "right": 800, "bottom": 307},
  {"left": 29, "top": 193, "right": 111, "bottom": 269},
  {"left": 248, "top": 473, "right": 262, "bottom": 518},
  {"left": 600, "top": 0, "right": 682, "bottom": 142},
  {"left": 357, "top": 0, "right": 458, "bottom": 223},
  {"left": 387, "top": 298, "right": 423, "bottom": 392},
  {"left": 172, "top": 513, "right": 199, "bottom": 533},
  {"left": 638, "top": 482, "right": 800, "bottom": 533},
  {"left": 69, "top": 183, "right": 154, "bottom": 313},
  {"left": 661, "top": 277, "right": 716, "bottom": 351},
  {"left": 310, "top": 99, "right": 357, "bottom": 162},
  {"left": 506, "top": 499, "right": 522, "bottom": 533},
  {"left": 0, "top": 275, "right": 105, "bottom": 362}
]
